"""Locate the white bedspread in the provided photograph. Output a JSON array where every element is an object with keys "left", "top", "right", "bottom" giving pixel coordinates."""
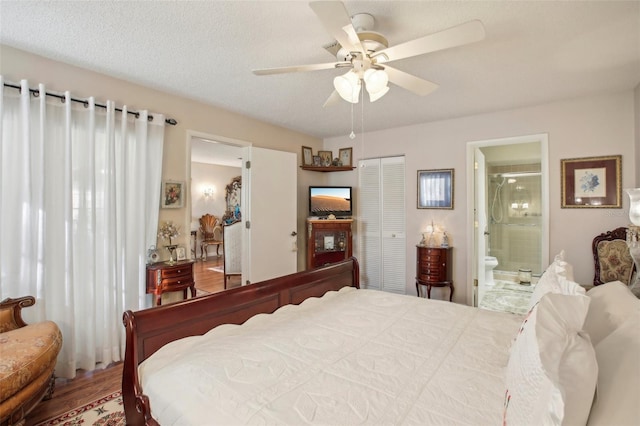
[{"left": 139, "top": 287, "right": 522, "bottom": 425}]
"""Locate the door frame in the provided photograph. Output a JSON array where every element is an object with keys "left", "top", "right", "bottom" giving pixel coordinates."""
[
  {"left": 186, "top": 130, "right": 250, "bottom": 281},
  {"left": 465, "top": 133, "right": 549, "bottom": 306}
]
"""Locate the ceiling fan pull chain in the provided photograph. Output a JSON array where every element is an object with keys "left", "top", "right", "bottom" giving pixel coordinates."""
[{"left": 349, "top": 85, "right": 356, "bottom": 139}]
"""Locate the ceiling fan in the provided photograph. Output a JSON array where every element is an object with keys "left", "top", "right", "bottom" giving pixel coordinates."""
[{"left": 252, "top": 1, "right": 486, "bottom": 106}]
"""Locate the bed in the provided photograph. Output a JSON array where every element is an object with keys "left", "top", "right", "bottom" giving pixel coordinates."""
[{"left": 123, "top": 256, "right": 640, "bottom": 426}]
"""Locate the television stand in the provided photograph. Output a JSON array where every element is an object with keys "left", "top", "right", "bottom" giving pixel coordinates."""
[{"left": 306, "top": 219, "right": 353, "bottom": 269}]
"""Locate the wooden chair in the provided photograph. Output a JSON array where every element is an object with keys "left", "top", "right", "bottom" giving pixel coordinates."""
[
  {"left": 199, "top": 214, "right": 223, "bottom": 260},
  {"left": 592, "top": 227, "right": 636, "bottom": 286}
]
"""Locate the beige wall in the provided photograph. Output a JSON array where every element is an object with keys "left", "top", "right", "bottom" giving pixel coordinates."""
[
  {"left": 325, "top": 91, "right": 637, "bottom": 303},
  {"left": 0, "top": 45, "right": 325, "bottom": 270},
  {"left": 3, "top": 45, "right": 636, "bottom": 298},
  {"left": 635, "top": 83, "right": 640, "bottom": 186}
]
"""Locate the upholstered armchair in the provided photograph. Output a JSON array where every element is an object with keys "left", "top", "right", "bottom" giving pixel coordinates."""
[
  {"left": 223, "top": 221, "right": 242, "bottom": 289},
  {"left": 0, "top": 296, "right": 62, "bottom": 426},
  {"left": 592, "top": 227, "right": 636, "bottom": 286},
  {"left": 199, "top": 214, "right": 223, "bottom": 260}
]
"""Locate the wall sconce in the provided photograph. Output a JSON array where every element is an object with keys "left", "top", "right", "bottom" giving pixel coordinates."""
[{"left": 203, "top": 187, "right": 215, "bottom": 199}]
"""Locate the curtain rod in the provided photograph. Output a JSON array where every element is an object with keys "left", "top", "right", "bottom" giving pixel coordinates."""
[{"left": 3, "top": 82, "right": 178, "bottom": 126}]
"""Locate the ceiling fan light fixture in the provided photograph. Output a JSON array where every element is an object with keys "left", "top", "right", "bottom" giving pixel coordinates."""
[
  {"left": 364, "top": 69, "right": 389, "bottom": 94},
  {"left": 334, "top": 71, "right": 361, "bottom": 103},
  {"left": 368, "top": 85, "right": 389, "bottom": 102}
]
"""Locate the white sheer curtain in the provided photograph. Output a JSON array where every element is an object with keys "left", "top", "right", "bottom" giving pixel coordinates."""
[{"left": 0, "top": 77, "right": 165, "bottom": 378}]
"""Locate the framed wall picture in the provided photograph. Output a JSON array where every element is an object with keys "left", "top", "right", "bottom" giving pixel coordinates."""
[
  {"left": 339, "top": 147, "right": 352, "bottom": 167},
  {"left": 161, "top": 180, "right": 184, "bottom": 208},
  {"left": 561, "top": 155, "right": 621, "bottom": 208},
  {"left": 417, "top": 169, "right": 454, "bottom": 209},
  {"left": 318, "top": 150, "right": 332, "bottom": 166},
  {"left": 176, "top": 247, "right": 186, "bottom": 261},
  {"left": 302, "top": 146, "right": 313, "bottom": 166}
]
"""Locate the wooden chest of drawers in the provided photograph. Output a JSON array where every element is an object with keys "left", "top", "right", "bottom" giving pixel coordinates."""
[
  {"left": 146, "top": 260, "right": 196, "bottom": 306},
  {"left": 416, "top": 246, "right": 453, "bottom": 301}
]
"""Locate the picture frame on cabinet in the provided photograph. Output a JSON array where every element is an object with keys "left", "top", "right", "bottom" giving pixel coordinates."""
[
  {"left": 318, "top": 150, "right": 332, "bottom": 166},
  {"left": 161, "top": 180, "right": 184, "bottom": 208},
  {"left": 302, "top": 146, "right": 313, "bottom": 166},
  {"left": 313, "top": 155, "right": 322, "bottom": 166},
  {"left": 561, "top": 155, "right": 621, "bottom": 208},
  {"left": 339, "top": 147, "right": 352, "bottom": 167},
  {"left": 176, "top": 247, "right": 186, "bottom": 261},
  {"left": 417, "top": 169, "right": 454, "bottom": 209}
]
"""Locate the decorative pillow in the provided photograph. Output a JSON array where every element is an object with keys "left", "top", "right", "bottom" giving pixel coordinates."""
[
  {"left": 529, "top": 250, "right": 580, "bottom": 309},
  {"left": 504, "top": 293, "right": 597, "bottom": 426},
  {"left": 583, "top": 280, "right": 640, "bottom": 345},
  {"left": 587, "top": 311, "right": 640, "bottom": 425}
]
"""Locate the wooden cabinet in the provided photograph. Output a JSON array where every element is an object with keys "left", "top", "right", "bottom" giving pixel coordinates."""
[
  {"left": 307, "top": 219, "right": 353, "bottom": 269},
  {"left": 416, "top": 246, "right": 453, "bottom": 301},
  {"left": 146, "top": 260, "right": 196, "bottom": 306}
]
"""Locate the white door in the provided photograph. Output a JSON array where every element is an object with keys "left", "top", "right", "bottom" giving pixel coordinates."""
[
  {"left": 358, "top": 156, "right": 406, "bottom": 293},
  {"left": 242, "top": 147, "right": 297, "bottom": 284},
  {"left": 475, "top": 148, "right": 488, "bottom": 306}
]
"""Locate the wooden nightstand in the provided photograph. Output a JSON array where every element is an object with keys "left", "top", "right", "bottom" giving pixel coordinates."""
[
  {"left": 146, "top": 260, "right": 196, "bottom": 306},
  {"left": 416, "top": 246, "right": 453, "bottom": 301}
]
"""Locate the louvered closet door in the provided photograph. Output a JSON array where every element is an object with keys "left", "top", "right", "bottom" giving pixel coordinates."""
[{"left": 358, "top": 156, "right": 406, "bottom": 293}]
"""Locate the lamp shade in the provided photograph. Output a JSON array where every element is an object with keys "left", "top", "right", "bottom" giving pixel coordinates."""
[
  {"left": 368, "top": 86, "right": 389, "bottom": 102},
  {"left": 626, "top": 188, "right": 640, "bottom": 225},
  {"left": 364, "top": 69, "right": 389, "bottom": 93},
  {"left": 334, "top": 71, "right": 361, "bottom": 103}
]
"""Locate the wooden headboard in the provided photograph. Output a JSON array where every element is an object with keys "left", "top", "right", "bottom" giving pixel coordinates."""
[{"left": 122, "top": 257, "right": 360, "bottom": 426}]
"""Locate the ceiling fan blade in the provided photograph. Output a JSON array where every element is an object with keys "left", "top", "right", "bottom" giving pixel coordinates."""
[
  {"left": 322, "top": 90, "right": 342, "bottom": 108},
  {"left": 310, "top": 1, "right": 359, "bottom": 52},
  {"left": 253, "top": 62, "right": 342, "bottom": 75},
  {"left": 374, "top": 20, "right": 485, "bottom": 63},
  {"left": 384, "top": 66, "right": 439, "bottom": 96}
]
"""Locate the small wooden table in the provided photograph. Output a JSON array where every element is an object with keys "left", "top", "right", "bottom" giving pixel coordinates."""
[{"left": 146, "top": 260, "right": 196, "bottom": 306}]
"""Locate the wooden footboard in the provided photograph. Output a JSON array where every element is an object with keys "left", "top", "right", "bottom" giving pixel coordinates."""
[{"left": 122, "top": 257, "right": 359, "bottom": 426}]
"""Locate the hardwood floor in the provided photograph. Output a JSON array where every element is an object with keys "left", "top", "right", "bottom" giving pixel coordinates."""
[
  {"left": 26, "top": 256, "right": 239, "bottom": 424},
  {"left": 193, "top": 254, "right": 242, "bottom": 293},
  {"left": 26, "top": 363, "right": 123, "bottom": 425}
]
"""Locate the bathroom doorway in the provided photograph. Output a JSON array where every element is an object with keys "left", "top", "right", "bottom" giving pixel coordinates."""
[{"left": 466, "top": 134, "right": 549, "bottom": 310}]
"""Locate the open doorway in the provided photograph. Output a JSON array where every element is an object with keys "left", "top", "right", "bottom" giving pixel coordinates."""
[
  {"left": 466, "top": 134, "right": 549, "bottom": 312},
  {"left": 189, "top": 134, "right": 244, "bottom": 293}
]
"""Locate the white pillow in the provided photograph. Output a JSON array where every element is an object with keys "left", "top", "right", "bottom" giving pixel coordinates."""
[
  {"left": 587, "top": 311, "right": 640, "bottom": 426},
  {"left": 529, "top": 250, "right": 579, "bottom": 309},
  {"left": 504, "top": 293, "right": 597, "bottom": 426},
  {"left": 583, "top": 280, "right": 640, "bottom": 346}
]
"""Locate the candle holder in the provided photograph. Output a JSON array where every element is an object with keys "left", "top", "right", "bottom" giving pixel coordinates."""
[
  {"left": 626, "top": 225, "right": 640, "bottom": 294},
  {"left": 165, "top": 244, "right": 178, "bottom": 265}
]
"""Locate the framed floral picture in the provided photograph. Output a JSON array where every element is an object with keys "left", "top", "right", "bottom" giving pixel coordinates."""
[
  {"left": 161, "top": 180, "right": 184, "bottom": 208},
  {"left": 302, "top": 146, "right": 313, "bottom": 166},
  {"left": 318, "top": 150, "right": 332, "bottom": 167},
  {"left": 561, "top": 155, "right": 621, "bottom": 208},
  {"left": 339, "top": 147, "right": 352, "bottom": 167}
]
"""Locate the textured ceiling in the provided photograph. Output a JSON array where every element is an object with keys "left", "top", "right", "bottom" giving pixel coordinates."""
[{"left": 1, "top": 1, "right": 639, "bottom": 139}]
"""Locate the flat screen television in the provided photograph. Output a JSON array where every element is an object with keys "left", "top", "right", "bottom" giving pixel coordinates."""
[{"left": 309, "top": 186, "right": 352, "bottom": 218}]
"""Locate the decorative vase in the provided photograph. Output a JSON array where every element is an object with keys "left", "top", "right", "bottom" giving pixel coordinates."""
[
  {"left": 166, "top": 244, "right": 177, "bottom": 265},
  {"left": 626, "top": 188, "right": 640, "bottom": 226}
]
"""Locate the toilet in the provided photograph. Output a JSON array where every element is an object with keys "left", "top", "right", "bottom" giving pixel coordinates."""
[{"left": 484, "top": 256, "right": 499, "bottom": 285}]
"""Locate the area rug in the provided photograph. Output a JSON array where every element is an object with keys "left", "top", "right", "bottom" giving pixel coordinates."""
[
  {"left": 208, "top": 265, "right": 224, "bottom": 273},
  {"left": 36, "top": 391, "right": 124, "bottom": 426}
]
